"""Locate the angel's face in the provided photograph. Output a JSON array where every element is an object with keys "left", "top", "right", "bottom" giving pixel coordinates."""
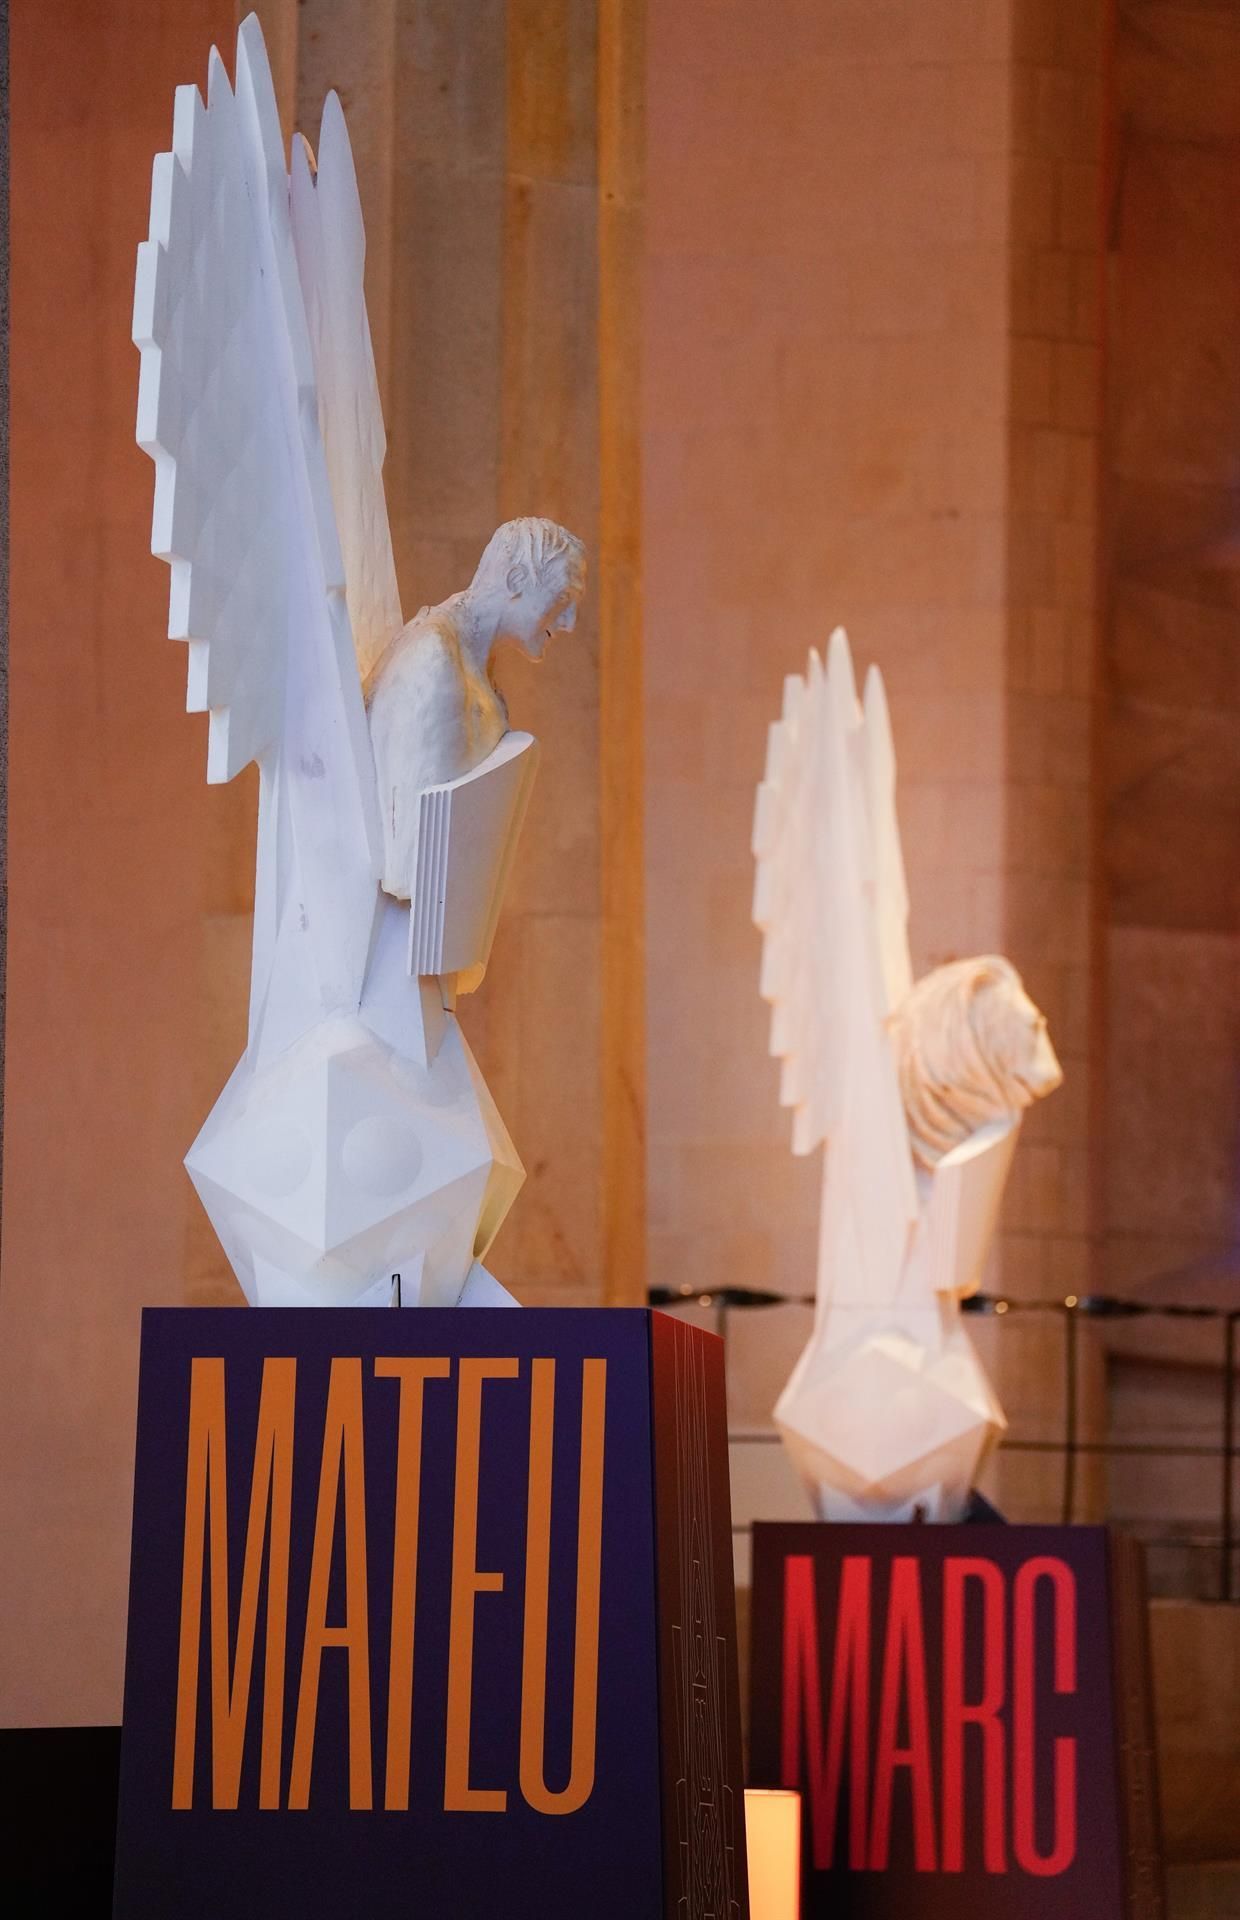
[{"left": 501, "top": 562, "right": 581, "bottom": 661}]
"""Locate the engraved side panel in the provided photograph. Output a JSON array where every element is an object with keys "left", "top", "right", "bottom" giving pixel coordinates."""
[
  {"left": 749, "top": 1522, "right": 1157, "bottom": 1920},
  {"left": 649, "top": 1312, "right": 749, "bottom": 1920},
  {"left": 1108, "top": 1533, "right": 1167, "bottom": 1920}
]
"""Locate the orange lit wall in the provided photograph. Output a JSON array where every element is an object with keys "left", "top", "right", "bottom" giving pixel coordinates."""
[
  {"left": 641, "top": 0, "right": 1107, "bottom": 1495},
  {"left": 0, "top": 0, "right": 643, "bottom": 1726},
  {"left": 0, "top": 0, "right": 238, "bottom": 1725}
]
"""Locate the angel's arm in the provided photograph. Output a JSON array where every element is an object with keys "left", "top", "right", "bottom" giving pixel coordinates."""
[{"left": 753, "top": 630, "right": 919, "bottom": 1305}]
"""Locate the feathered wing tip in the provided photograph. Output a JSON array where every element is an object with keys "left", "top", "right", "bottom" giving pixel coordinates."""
[
  {"left": 752, "top": 630, "right": 920, "bottom": 1314},
  {"left": 752, "top": 628, "right": 917, "bottom": 1138},
  {"left": 205, "top": 43, "right": 229, "bottom": 109},
  {"left": 235, "top": 15, "right": 328, "bottom": 445},
  {"left": 235, "top": 15, "right": 285, "bottom": 183},
  {"left": 316, "top": 92, "right": 367, "bottom": 287},
  {"left": 752, "top": 641, "right": 840, "bottom": 1149},
  {"left": 290, "top": 79, "right": 403, "bottom": 686},
  {"left": 131, "top": 14, "right": 378, "bottom": 789},
  {"left": 133, "top": 31, "right": 291, "bottom": 782},
  {"left": 133, "top": 14, "right": 387, "bottom": 1042},
  {"left": 824, "top": 624, "right": 857, "bottom": 708},
  {"left": 861, "top": 663, "right": 913, "bottom": 1012}
]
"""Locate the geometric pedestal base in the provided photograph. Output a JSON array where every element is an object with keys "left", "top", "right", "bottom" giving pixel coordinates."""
[{"left": 114, "top": 1308, "right": 749, "bottom": 1918}]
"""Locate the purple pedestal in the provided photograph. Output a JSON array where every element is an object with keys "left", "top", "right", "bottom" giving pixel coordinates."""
[
  {"left": 114, "top": 1307, "right": 748, "bottom": 1919},
  {"left": 748, "top": 1520, "right": 1163, "bottom": 1920}
]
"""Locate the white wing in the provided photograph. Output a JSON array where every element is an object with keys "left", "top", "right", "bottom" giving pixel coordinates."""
[
  {"left": 290, "top": 93, "right": 403, "bottom": 689},
  {"left": 861, "top": 665, "right": 913, "bottom": 1011},
  {"left": 135, "top": 17, "right": 383, "bottom": 1034},
  {"left": 134, "top": 50, "right": 290, "bottom": 782},
  {"left": 753, "top": 629, "right": 918, "bottom": 1304}
]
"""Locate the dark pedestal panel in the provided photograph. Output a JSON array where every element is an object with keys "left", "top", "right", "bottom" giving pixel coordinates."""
[
  {"left": 749, "top": 1521, "right": 1163, "bottom": 1920},
  {"left": 114, "top": 1307, "right": 748, "bottom": 1918}
]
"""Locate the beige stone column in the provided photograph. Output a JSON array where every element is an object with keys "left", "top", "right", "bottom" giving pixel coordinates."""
[
  {"left": 286, "top": 0, "right": 646, "bottom": 1306},
  {"left": 598, "top": 0, "right": 648, "bottom": 1306},
  {"left": 991, "top": 0, "right": 1109, "bottom": 1518},
  {"left": 1099, "top": 0, "right": 1240, "bottom": 1569},
  {"left": 240, "top": 0, "right": 649, "bottom": 1309}
]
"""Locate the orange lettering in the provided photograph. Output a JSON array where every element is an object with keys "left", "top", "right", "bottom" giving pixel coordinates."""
[
  {"left": 375, "top": 1356, "right": 450, "bottom": 1810},
  {"left": 519, "top": 1358, "right": 606, "bottom": 1814},
  {"left": 444, "top": 1357, "right": 518, "bottom": 1811},
  {"left": 172, "top": 1355, "right": 295, "bottom": 1810},
  {"left": 288, "top": 1358, "right": 372, "bottom": 1810}
]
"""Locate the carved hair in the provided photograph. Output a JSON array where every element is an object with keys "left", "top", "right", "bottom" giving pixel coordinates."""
[
  {"left": 888, "top": 955, "right": 1061, "bottom": 1169},
  {"left": 473, "top": 517, "right": 587, "bottom": 595}
]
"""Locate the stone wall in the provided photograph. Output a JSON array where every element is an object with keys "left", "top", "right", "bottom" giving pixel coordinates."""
[
  {"left": 1101, "top": 0, "right": 1240, "bottom": 1564},
  {"left": 643, "top": 0, "right": 1109, "bottom": 1523},
  {"left": 258, "top": 0, "right": 649, "bottom": 1310},
  {"left": 0, "top": 0, "right": 239, "bottom": 1729},
  {"left": 1, "top": 0, "right": 1234, "bottom": 1733},
  {"left": 993, "top": 0, "right": 1108, "bottom": 1513},
  {"left": 1104, "top": 3, "right": 1240, "bottom": 1301},
  {"left": 0, "top": 0, "right": 645, "bottom": 1727},
  {"left": 644, "top": 0, "right": 1014, "bottom": 1446}
]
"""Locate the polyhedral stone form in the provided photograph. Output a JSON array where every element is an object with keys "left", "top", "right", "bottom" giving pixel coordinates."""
[
  {"left": 777, "top": 1311, "right": 1006, "bottom": 1523},
  {"left": 753, "top": 631, "right": 1062, "bottom": 1520},
  {"left": 185, "top": 1014, "right": 521, "bottom": 1309},
  {"left": 134, "top": 18, "right": 582, "bottom": 1308}
]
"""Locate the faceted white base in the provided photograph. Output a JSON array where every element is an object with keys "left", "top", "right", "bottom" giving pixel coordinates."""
[
  {"left": 187, "top": 1009, "right": 522, "bottom": 1311},
  {"left": 776, "top": 1305, "right": 1005, "bottom": 1524}
]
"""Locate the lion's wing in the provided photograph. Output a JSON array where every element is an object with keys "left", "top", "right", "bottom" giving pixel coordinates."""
[
  {"left": 753, "top": 628, "right": 918, "bottom": 1302},
  {"left": 861, "top": 663, "right": 913, "bottom": 1013}
]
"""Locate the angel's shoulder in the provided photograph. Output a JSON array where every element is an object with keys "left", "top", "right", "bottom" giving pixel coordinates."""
[
  {"left": 372, "top": 608, "right": 464, "bottom": 698},
  {"left": 411, "top": 603, "right": 463, "bottom": 647}
]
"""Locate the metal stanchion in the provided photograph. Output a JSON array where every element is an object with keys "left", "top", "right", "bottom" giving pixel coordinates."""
[
  {"left": 1061, "top": 1299, "right": 1079, "bottom": 1525},
  {"left": 647, "top": 1282, "right": 1240, "bottom": 1595},
  {"left": 1222, "top": 1312, "right": 1237, "bottom": 1604}
]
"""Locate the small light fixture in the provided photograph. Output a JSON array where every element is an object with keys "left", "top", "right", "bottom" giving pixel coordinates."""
[{"left": 745, "top": 1787, "right": 801, "bottom": 1920}]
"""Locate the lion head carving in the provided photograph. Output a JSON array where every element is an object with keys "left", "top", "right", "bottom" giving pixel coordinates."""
[{"left": 888, "top": 955, "right": 1062, "bottom": 1169}]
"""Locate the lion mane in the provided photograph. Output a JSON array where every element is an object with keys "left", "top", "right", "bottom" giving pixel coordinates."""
[{"left": 888, "top": 955, "right": 1062, "bottom": 1169}]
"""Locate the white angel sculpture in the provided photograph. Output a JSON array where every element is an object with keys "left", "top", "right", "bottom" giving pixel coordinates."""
[
  {"left": 753, "top": 631, "right": 1062, "bottom": 1520},
  {"left": 134, "top": 18, "right": 584, "bottom": 1309}
]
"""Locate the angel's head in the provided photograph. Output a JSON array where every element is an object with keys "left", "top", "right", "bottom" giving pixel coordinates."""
[
  {"left": 889, "top": 955, "right": 1062, "bottom": 1169},
  {"left": 471, "top": 517, "right": 587, "bottom": 662}
]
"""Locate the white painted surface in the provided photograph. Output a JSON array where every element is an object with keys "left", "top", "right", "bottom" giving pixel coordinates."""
[
  {"left": 754, "top": 631, "right": 1062, "bottom": 1517},
  {"left": 407, "top": 732, "right": 539, "bottom": 980},
  {"left": 367, "top": 519, "right": 585, "bottom": 888},
  {"left": 135, "top": 17, "right": 582, "bottom": 1309}
]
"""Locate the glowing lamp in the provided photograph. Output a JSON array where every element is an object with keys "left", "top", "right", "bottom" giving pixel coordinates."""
[{"left": 744, "top": 1787, "right": 801, "bottom": 1920}]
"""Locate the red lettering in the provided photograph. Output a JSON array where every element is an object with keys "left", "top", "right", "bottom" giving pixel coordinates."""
[
  {"left": 869, "top": 1557, "right": 936, "bottom": 1872},
  {"left": 1013, "top": 1557, "right": 1077, "bottom": 1875},
  {"left": 782, "top": 1554, "right": 871, "bottom": 1868},
  {"left": 942, "top": 1556, "right": 1006, "bottom": 1872}
]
